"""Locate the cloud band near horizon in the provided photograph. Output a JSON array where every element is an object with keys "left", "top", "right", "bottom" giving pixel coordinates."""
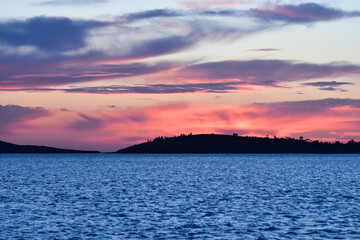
[{"left": 1, "top": 98, "right": 359, "bottom": 151}]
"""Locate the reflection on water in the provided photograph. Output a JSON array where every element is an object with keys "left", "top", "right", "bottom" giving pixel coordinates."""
[{"left": 1, "top": 154, "right": 360, "bottom": 239}]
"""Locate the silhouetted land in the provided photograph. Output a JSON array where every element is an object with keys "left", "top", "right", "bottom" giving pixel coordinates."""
[
  {"left": 117, "top": 134, "right": 360, "bottom": 154},
  {"left": 0, "top": 140, "right": 99, "bottom": 153}
]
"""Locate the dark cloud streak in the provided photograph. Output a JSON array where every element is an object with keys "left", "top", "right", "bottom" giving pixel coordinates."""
[
  {"left": 0, "top": 60, "right": 178, "bottom": 87},
  {"left": 303, "top": 81, "right": 355, "bottom": 87},
  {"left": 303, "top": 81, "right": 355, "bottom": 92},
  {"left": 63, "top": 82, "right": 248, "bottom": 94}
]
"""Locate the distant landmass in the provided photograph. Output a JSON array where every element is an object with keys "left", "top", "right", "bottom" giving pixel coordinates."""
[
  {"left": 117, "top": 134, "right": 360, "bottom": 154},
  {"left": 0, "top": 140, "right": 99, "bottom": 153}
]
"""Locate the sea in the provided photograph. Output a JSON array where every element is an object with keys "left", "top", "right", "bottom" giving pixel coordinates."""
[{"left": 1, "top": 154, "right": 360, "bottom": 239}]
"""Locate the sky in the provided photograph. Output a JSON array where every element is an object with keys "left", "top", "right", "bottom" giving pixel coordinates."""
[{"left": 0, "top": 0, "right": 360, "bottom": 151}]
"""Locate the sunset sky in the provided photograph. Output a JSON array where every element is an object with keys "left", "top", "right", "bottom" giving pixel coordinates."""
[{"left": 1, "top": 0, "right": 360, "bottom": 151}]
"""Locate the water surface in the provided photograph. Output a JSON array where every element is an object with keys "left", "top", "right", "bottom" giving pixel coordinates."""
[{"left": 1, "top": 154, "right": 360, "bottom": 239}]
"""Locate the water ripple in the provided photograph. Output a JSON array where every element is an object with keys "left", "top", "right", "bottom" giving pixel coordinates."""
[{"left": 1, "top": 154, "right": 360, "bottom": 239}]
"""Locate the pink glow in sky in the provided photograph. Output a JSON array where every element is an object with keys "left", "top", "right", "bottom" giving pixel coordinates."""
[{"left": 0, "top": 0, "right": 360, "bottom": 151}]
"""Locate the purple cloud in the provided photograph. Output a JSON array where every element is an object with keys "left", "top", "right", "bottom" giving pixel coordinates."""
[
  {"left": 2, "top": 59, "right": 359, "bottom": 93},
  {"left": 303, "top": 81, "right": 355, "bottom": 87},
  {"left": 0, "top": 60, "right": 178, "bottom": 87},
  {"left": 317, "top": 87, "right": 348, "bottom": 92},
  {"left": 0, "top": 105, "right": 50, "bottom": 133},
  {"left": 181, "top": 60, "right": 360, "bottom": 85},
  {"left": 303, "top": 81, "right": 355, "bottom": 91},
  {"left": 252, "top": 3, "right": 360, "bottom": 23}
]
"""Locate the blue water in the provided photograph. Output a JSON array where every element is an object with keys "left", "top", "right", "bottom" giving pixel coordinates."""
[{"left": 1, "top": 154, "right": 360, "bottom": 239}]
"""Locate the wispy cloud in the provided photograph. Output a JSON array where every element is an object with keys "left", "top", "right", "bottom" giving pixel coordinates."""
[
  {"left": 2, "top": 2, "right": 357, "bottom": 57},
  {"left": 0, "top": 60, "right": 178, "bottom": 87},
  {"left": 180, "top": 60, "right": 360, "bottom": 85},
  {"left": 69, "top": 113, "right": 103, "bottom": 130}
]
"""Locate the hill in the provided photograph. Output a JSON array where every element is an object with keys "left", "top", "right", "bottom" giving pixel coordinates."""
[
  {"left": 116, "top": 134, "right": 360, "bottom": 154},
  {"left": 0, "top": 140, "right": 99, "bottom": 153}
]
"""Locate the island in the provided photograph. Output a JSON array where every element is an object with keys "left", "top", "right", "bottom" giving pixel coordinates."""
[
  {"left": 116, "top": 134, "right": 360, "bottom": 154},
  {"left": 0, "top": 140, "right": 99, "bottom": 153}
]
